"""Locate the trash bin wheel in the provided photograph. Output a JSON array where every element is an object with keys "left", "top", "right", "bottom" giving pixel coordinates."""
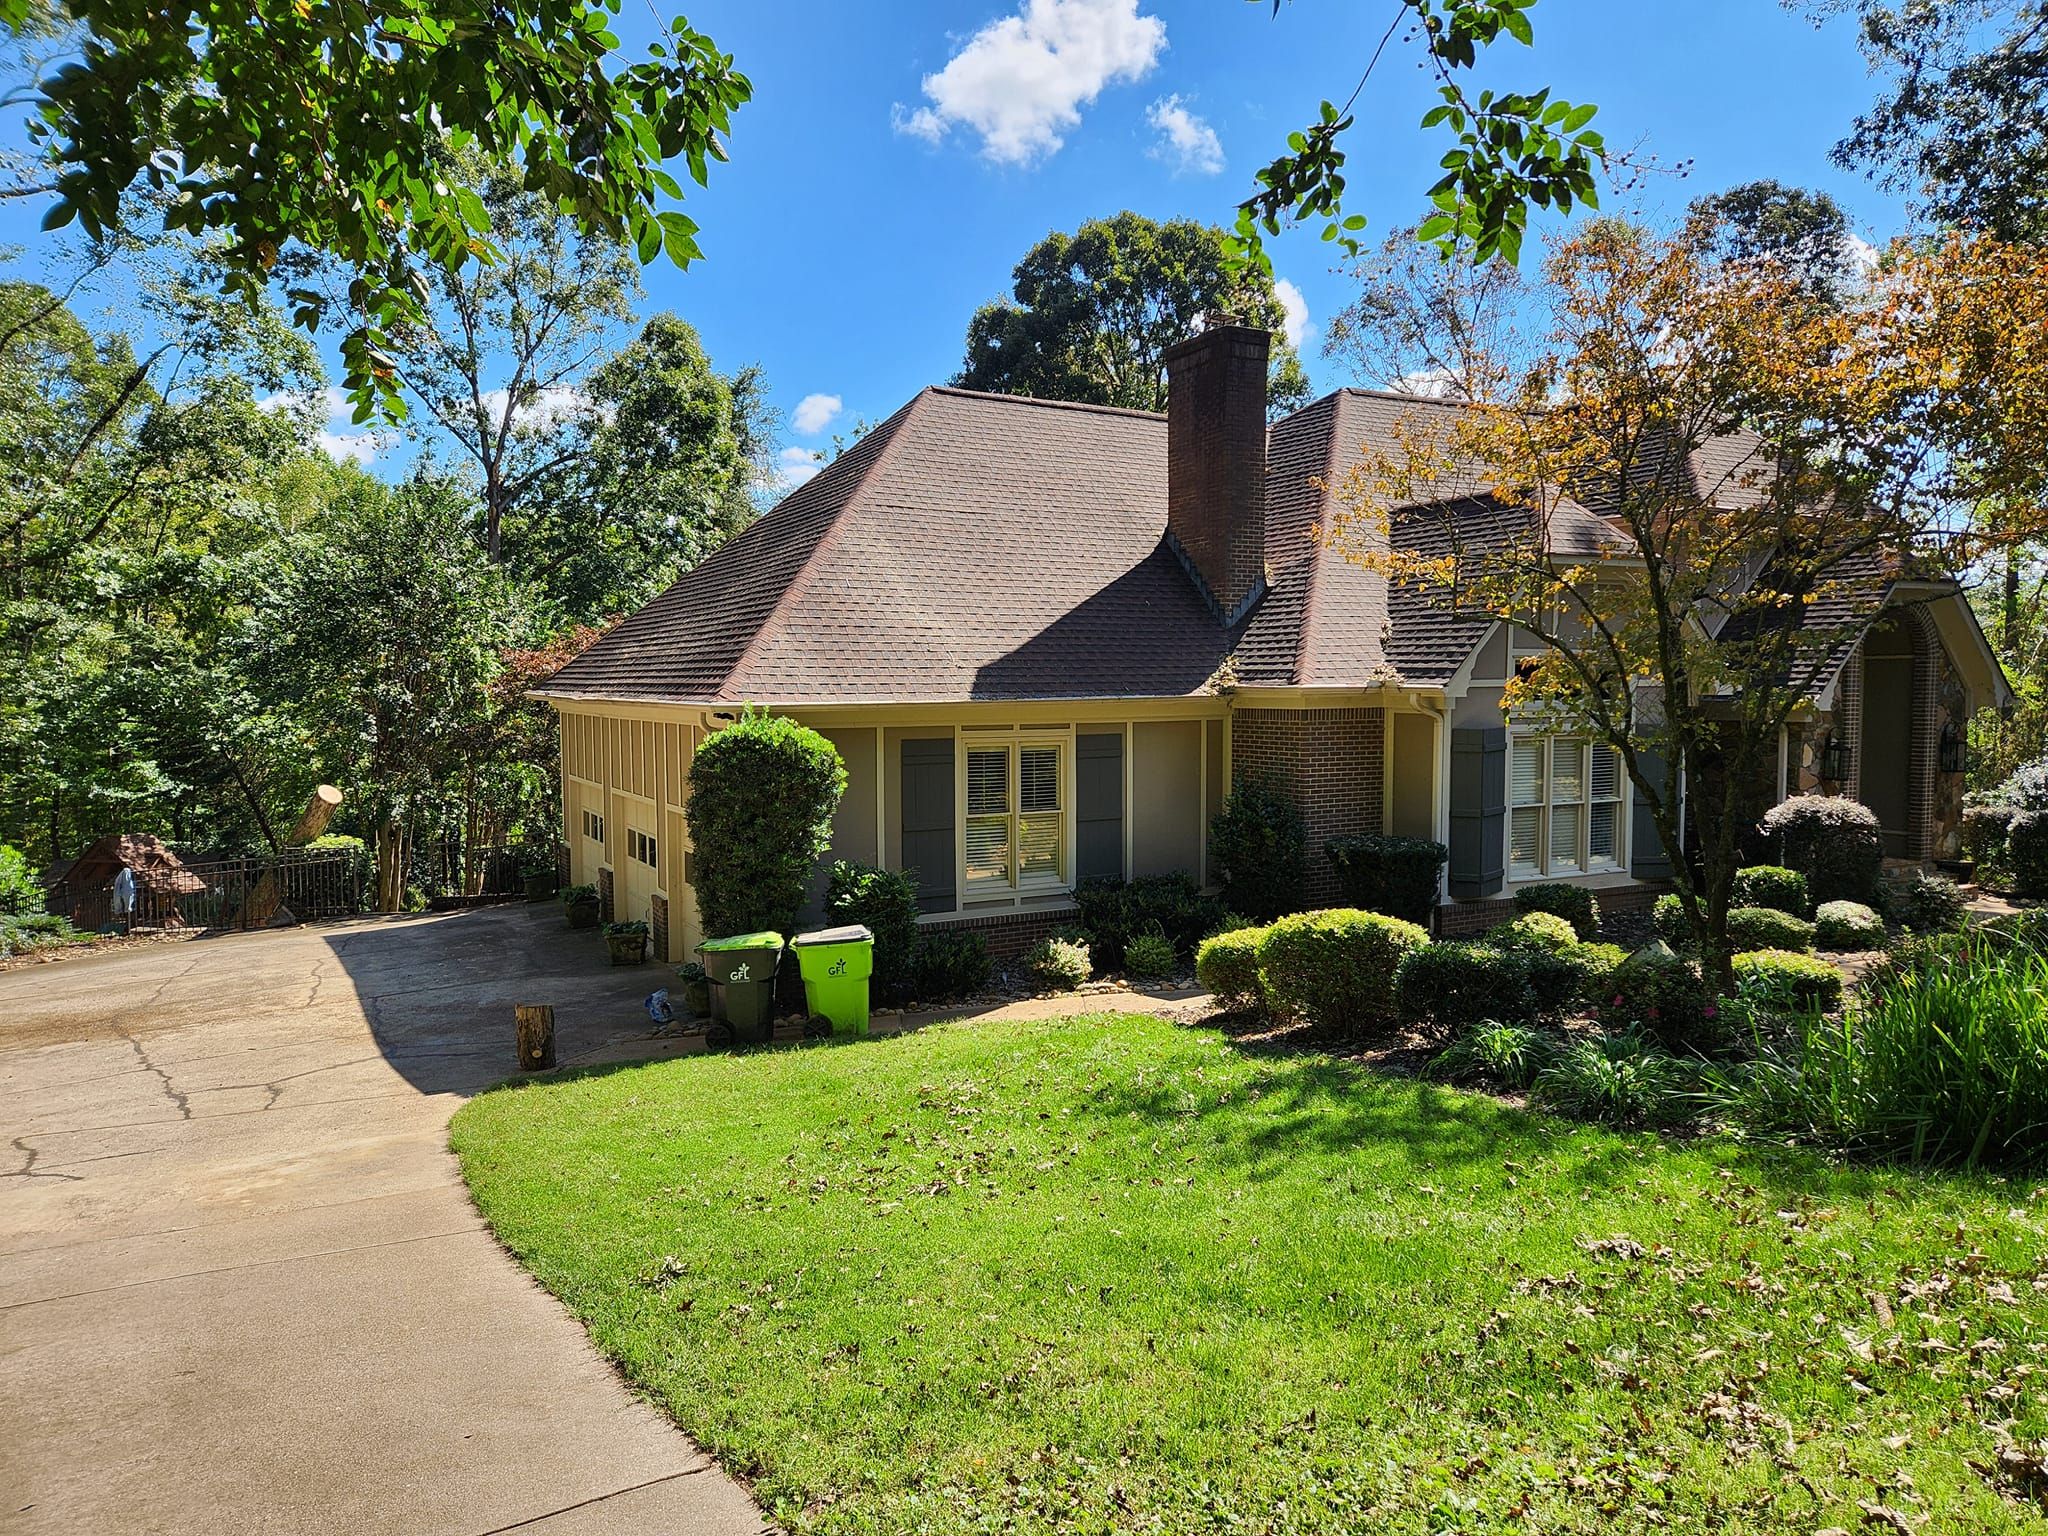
[
  {"left": 803, "top": 1013, "right": 834, "bottom": 1039},
  {"left": 706, "top": 1020, "right": 735, "bottom": 1050}
]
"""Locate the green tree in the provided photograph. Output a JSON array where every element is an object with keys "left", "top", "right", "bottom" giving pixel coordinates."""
[
  {"left": 4, "top": 0, "right": 748, "bottom": 415},
  {"left": 1829, "top": 0, "right": 2048, "bottom": 240},
  {"left": 508, "top": 313, "right": 775, "bottom": 622},
  {"left": 1686, "top": 180, "right": 1859, "bottom": 299},
  {"left": 957, "top": 212, "right": 1311, "bottom": 416}
]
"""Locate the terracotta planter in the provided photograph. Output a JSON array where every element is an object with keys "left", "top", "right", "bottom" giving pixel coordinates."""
[
  {"left": 606, "top": 931, "right": 649, "bottom": 965},
  {"left": 524, "top": 872, "right": 558, "bottom": 902}
]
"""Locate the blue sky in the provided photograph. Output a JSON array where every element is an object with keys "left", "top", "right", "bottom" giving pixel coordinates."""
[{"left": 5, "top": 0, "right": 1907, "bottom": 482}]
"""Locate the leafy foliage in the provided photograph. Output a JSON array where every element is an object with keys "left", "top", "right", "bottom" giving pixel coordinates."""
[
  {"left": 1257, "top": 908, "right": 1429, "bottom": 1034},
  {"left": 1685, "top": 180, "right": 1857, "bottom": 301},
  {"left": 1486, "top": 909, "right": 1579, "bottom": 953},
  {"left": 1724, "top": 906, "right": 1816, "bottom": 954},
  {"left": 1731, "top": 948, "right": 1845, "bottom": 1014},
  {"left": 1881, "top": 871, "right": 1968, "bottom": 934},
  {"left": 0, "top": 845, "right": 41, "bottom": 916},
  {"left": 1814, "top": 900, "right": 1887, "bottom": 952},
  {"left": 907, "top": 931, "right": 992, "bottom": 1003},
  {"left": 684, "top": 709, "right": 845, "bottom": 942},
  {"left": 1026, "top": 936, "right": 1092, "bottom": 993},
  {"left": 956, "top": 213, "right": 1310, "bottom": 417},
  {"left": 825, "top": 861, "right": 921, "bottom": 1006},
  {"left": 1512, "top": 880, "right": 1599, "bottom": 939},
  {"left": 1072, "top": 873, "right": 1227, "bottom": 971},
  {"left": 1760, "top": 796, "right": 1884, "bottom": 907},
  {"left": 1207, "top": 777, "right": 1307, "bottom": 923},
  {"left": 11, "top": 0, "right": 748, "bottom": 414},
  {"left": 1533, "top": 1033, "right": 1694, "bottom": 1127},
  {"left": 1323, "top": 834, "right": 1447, "bottom": 926},
  {"left": 1730, "top": 865, "right": 1809, "bottom": 917},
  {"left": 1194, "top": 926, "right": 1268, "bottom": 1013},
  {"left": 1121, "top": 927, "right": 1178, "bottom": 983},
  {"left": 1598, "top": 942, "right": 1710, "bottom": 1048},
  {"left": 1423, "top": 1018, "right": 1551, "bottom": 1088}
]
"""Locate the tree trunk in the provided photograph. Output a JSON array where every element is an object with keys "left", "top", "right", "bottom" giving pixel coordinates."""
[
  {"left": 515, "top": 1004, "right": 556, "bottom": 1071},
  {"left": 376, "top": 819, "right": 407, "bottom": 913},
  {"left": 286, "top": 784, "right": 344, "bottom": 845}
]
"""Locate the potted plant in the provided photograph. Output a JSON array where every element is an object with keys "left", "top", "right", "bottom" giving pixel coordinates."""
[
  {"left": 604, "top": 919, "right": 650, "bottom": 965},
  {"left": 521, "top": 846, "right": 560, "bottom": 902},
  {"left": 562, "top": 883, "right": 600, "bottom": 929},
  {"left": 674, "top": 961, "right": 712, "bottom": 1018}
]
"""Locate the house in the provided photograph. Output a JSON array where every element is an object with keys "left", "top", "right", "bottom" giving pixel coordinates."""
[
  {"left": 45, "top": 833, "right": 205, "bottom": 930},
  {"left": 536, "top": 321, "right": 2009, "bottom": 963}
]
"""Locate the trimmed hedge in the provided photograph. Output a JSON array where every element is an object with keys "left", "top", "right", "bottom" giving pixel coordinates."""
[
  {"left": 1487, "top": 910, "right": 1579, "bottom": 953},
  {"left": 685, "top": 708, "right": 846, "bottom": 939},
  {"left": 1726, "top": 905, "right": 1815, "bottom": 953},
  {"left": 1731, "top": 865, "right": 1809, "bottom": 917},
  {"left": 1732, "top": 948, "right": 1844, "bottom": 1013},
  {"left": 1652, "top": 892, "right": 1689, "bottom": 946},
  {"left": 1073, "top": 873, "right": 1227, "bottom": 970},
  {"left": 909, "top": 931, "right": 991, "bottom": 1001},
  {"left": 1882, "top": 872, "right": 1967, "bottom": 934},
  {"left": 1599, "top": 941, "right": 1710, "bottom": 1046},
  {"left": 1512, "top": 882, "right": 1600, "bottom": 940},
  {"left": 1324, "top": 835, "right": 1448, "bottom": 927},
  {"left": 1758, "top": 795, "right": 1883, "bottom": 905},
  {"left": 1566, "top": 940, "right": 1629, "bottom": 1004},
  {"left": 1195, "top": 926, "right": 1268, "bottom": 1013},
  {"left": 2006, "top": 810, "right": 2048, "bottom": 899},
  {"left": 1396, "top": 939, "right": 1606, "bottom": 1031},
  {"left": 1814, "top": 899, "right": 1886, "bottom": 951},
  {"left": 1258, "top": 908, "right": 1429, "bottom": 1033},
  {"left": 825, "top": 861, "right": 920, "bottom": 1003},
  {"left": 1209, "top": 778, "right": 1307, "bottom": 922}
]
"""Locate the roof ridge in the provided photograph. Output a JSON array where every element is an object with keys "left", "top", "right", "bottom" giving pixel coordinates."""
[
  {"left": 924, "top": 385, "right": 1166, "bottom": 422},
  {"left": 718, "top": 389, "right": 931, "bottom": 700}
]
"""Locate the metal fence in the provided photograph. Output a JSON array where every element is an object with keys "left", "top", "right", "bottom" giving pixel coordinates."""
[
  {"left": 408, "top": 839, "right": 562, "bottom": 902},
  {"left": 53, "top": 850, "right": 368, "bottom": 933}
]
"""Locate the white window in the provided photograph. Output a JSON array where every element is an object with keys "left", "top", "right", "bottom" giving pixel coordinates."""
[
  {"left": 964, "top": 738, "right": 1066, "bottom": 892},
  {"left": 1509, "top": 736, "right": 1625, "bottom": 879}
]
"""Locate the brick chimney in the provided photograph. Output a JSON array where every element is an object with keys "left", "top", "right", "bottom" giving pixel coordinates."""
[{"left": 1163, "top": 315, "right": 1269, "bottom": 625}]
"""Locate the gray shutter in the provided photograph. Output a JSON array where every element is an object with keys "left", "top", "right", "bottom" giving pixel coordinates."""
[
  {"left": 1631, "top": 749, "right": 1675, "bottom": 880},
  {"left": 1449, "top": 727, "right": 1507, "bottom": 898},
  {"left": 1076, "top": 733, "right": 1125, "bottom": 883},
  {"left": 900, "top": 738, "right": 956, "bottom": 914}
]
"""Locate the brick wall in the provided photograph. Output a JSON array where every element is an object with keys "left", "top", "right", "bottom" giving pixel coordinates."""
[
  {"left": 1436, "top": 879, "right": 1670, "bottom": 938},
  {"left": 1163, "top": 323, "right": 1269, "bottom": 623},
  {"left": 1230, "top": 707, "right": 1386, "bottom": 904},
  {"left": 926, "top": 904, "right": 1083, "bottom": 962}
]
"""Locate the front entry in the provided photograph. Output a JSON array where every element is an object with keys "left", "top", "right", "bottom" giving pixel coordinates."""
[{"left": 1859, "top": 616, "right": 1915, "bottom": 858}]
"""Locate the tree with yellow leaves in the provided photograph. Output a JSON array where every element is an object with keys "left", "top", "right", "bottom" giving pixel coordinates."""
[{"left": 1328, "top": 218, "right": 2048, "bottom": 976}]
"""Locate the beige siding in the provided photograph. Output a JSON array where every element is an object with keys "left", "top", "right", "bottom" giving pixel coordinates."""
[
  {"left": 1131, "top": 720, "right": 1204, "bottom": 878},
  {"left": 817, "top": 726, "right": 880, "bottom": 868},
  {"left": 1389, "top": 712, "right": 1437, "bottom": 839}
]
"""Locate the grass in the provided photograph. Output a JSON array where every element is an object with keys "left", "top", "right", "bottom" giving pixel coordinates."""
[{"left": 451, "top": 1013, "right": 2048, "bottom": 1535}]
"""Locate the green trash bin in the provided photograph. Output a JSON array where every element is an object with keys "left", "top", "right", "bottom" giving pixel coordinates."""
[
  {"left": 792, "top": 924, "right": 875, "bottom": 1038},
  {"left": 697, "top": 931, "right": 785, "bottom": 1044}
]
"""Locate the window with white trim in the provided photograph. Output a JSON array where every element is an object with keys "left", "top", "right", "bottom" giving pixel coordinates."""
[
  {"left": 580, "top": 808, "right": 604, "bottom": 844},
  {"left": 1509, "top": 736, "right": 1625, "bottom": 879},
  {"left": 627, "top": 829, "right": 657, "bottom": 867},
  {"left": 964, "top": 739, "right": 1066, "bottom": 891}
]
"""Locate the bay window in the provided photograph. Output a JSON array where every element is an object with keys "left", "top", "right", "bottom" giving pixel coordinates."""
[{"left": 1509, "top": 735, "right": 1625, "bottom": 879}]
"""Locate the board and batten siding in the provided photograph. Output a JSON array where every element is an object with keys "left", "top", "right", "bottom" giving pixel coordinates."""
[{"left": 557, "top": 705, "right": 703, "bottom": 963}]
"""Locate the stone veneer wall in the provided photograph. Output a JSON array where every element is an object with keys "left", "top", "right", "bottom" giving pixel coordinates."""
[{"left": 1230, "top": 707, "right": 1387, "bottom": 905}]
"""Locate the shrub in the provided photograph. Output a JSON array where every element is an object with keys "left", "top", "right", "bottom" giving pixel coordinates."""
[
  {"left": 1962, "top": 802, "right": 2015, "bottom": 885},
  {"left": 1512, "top": 882, "right": 1600, "bottom": 939},
  {"left": 1027, "top": 936, "right": 1092, "bottom": 992},
  {"left": 1122, "top": 925, "right": 1179, "bottom": 981},
  {"left": 1486, "top": 910, "right": 1579, "bottom": 953},
  {"left": 1757, "top": 795, "right": 1883, "bottom": 905},
  {"left": 1324, "top": 834, "right": 1448, "bottom": 926},
  {"left": 1732, "top": 948, "right": 1844, "bottom": 1013},
  {"left": 1718, "top": 935, "right": 2048, "bottom": 1168},
  {"left": 302, "top": 832, "right": 368, "bottom": 857},
  {"left": 1072, "top": 873, "right": 1227, "bottom": 970},
  {"left": 1814, "top": 900, "right": 1886, "bottom": 951},
  {"left": 1652, "top": 892, "right": 1689, "bottom": 946},
  {"left": 909, "top": 931, "right": 991, "bottom": 1001},
  {"left": 1600, "top": 941, "right": 1710, "bottom": 1047},
  {"left": 1208, "top": 778, "right": 1307, "bottom": 922},
  {"left": 1425, "top": 1020, "right": 1553, "bottom": 1089},
  {"left": 1534, "top": 1034, "right": 1695, "bottom": 1126},
  {"left": 685, "top": 707, "right": 847, "bottom": 940},
  {"left": 1195, "top": 926, "right": 1268, "bottom": 1013},
  {"left": 1725, "top": 905, "right": 1814, "bottom": 953},
  {"left": 1881, "top": 872, "right": 1967, "bottom": 934},
  {"left": 1397, "top": 943, "right": 1519, "bottom": 1031},
  {"left": 0, "top": 913, "right": 80, "bottom": 958},
  {"left": 0, "top": 844, "right": 40, "bottom": 917},
  {"left": 825, "top": 861, "right": 921, "bottom": 1003},
  {"left": 1563, "top": 940, "right": 1629, "bottom": 1005},
  {"left": 1731, "top": 865, "right": 1808, "bottom": 917},
  {"left": 1257, "top": 908, "right": 1429, "bottom": 1034},
  {"left": 2007, "top": 810, "right": 2048, "bottom": 898}
]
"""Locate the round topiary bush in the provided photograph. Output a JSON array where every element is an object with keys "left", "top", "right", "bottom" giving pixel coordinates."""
[
  {"left": 1731, "top": 865, "right": 1809, "bottom": 917},
  {"left": 1814, "top": 899, "right": 1887, "bottom": 951},
  {"left": 1257, "top": 908, "right": 1429, "bottom": 1034},
  {"left": 685, "top": 708, "right": 846, "bottom": 940},
  {"left": 1512, "top": 881, "right": 1600, "bottom": 939},
  {"left": 1195, "top": 926, "right": 1268, "bottom": 1013},
  {"left": 1026, "top": 936, "right": 1092, "bottom": 991},
  {"left": 1487, "top": 910, "right": 1580, "bottom": 953},
  {"left": 1725, "top": 905, "right": 1815, "bottom": 953},
  {"left": 1398, "top": 943, "right": 1521, "bottom": 1031},
  {"left": 1757, "top": 795, "right": 1883, "bottom": 906},
  {"left": 1732, "top": 948, "right": 1844, "bottom": 1013},
  {"left": 1882, "top": 872, "right": 1967, "bottom": 934}
]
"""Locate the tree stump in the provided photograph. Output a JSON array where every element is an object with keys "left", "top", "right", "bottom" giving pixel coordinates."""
[{"left": 516, "top": 1005, "right": 556, "bottom": 1071}]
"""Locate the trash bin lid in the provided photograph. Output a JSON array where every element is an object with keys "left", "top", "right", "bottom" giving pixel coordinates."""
[
  {"left": 792, "top": 924, "right": 873, "bottom": 946},
  {"left": 700, "top": 930, "right": 785, "bottom": 951}
]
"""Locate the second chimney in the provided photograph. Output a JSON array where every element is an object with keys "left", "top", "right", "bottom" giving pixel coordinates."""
[{"left": 1164, "top": 316, "right": 1269, "bottom": 625}]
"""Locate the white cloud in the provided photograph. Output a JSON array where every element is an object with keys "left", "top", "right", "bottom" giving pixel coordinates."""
[
  {"left": 1389, "top": 368, "right": 1467, "bottom": 400},
  {"left": 1844, "top": 232, "right": 1880, "bottom": 276},
  {"left": 258, "top": 387, "right": 382, "bottom": 464},
  {"left": 792, "top": 392, "right": 843, "bottom": 435},
  {"left": 315, "top": 430, "right": 378, "bottom": 465},
  {"left": 775, "top": 445, "right": 822, "bottom": 490},
  {"left": 478, "top": 385, "right": 588, "bottom": 432},
  {"left": 895, "top": 0, "right": 1167, "bottom": 166},
  {"left": 1272, "top": 277, "right": 1312, "bottom": 351},
  {"left": 1145, "top": 94, "right": 1223, "bottom": 176}
]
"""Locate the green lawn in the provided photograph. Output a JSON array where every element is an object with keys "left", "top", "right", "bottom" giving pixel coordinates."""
[{"left": 450, "top": 1014, "right": 2048, "bottom": 1535}]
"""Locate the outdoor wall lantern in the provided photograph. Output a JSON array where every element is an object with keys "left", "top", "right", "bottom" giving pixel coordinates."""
[
  {"left": 1939, "top": 720, "right": 1966, "bottom": 776},
  {"left": 1820, "top": 734, "right": 1849, "bottom": 783}
]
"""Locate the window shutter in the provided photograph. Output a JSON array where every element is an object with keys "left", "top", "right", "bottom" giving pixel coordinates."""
[
  {"left": 1450, "top": 727, "right": 1507, "bottom": 899},
  {"left": 1076, "top": 733, "right": 1124, "bottom": 882},
  {"left": 1631, "top": 748, "right": 1675, "bottom": 880},
  {"left": 900, "top": 738, "right": 956, "bottom": 913}
]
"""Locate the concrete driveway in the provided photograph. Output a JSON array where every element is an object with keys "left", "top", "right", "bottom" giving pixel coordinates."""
[{"left": 0, "top": 905, "right": 768, "bottom": 1535}]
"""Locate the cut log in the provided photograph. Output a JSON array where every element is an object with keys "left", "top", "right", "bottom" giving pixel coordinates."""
[
  {"left": 244, "top": 786, "right": 349, "bottom": 928},
  {"left": 516, "top": 1005, "right": 557, "bottom": 1072},
  {"left": 286, "top": 785, "right": 345, "bottom": 846}
]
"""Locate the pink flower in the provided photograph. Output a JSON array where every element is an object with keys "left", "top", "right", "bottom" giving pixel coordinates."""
[
  {"left": 1612, "top": 994, "right": 1625, "bottom": 1007},
  {"left": 1648, "top": 1005, "right": 1661, "bottom": 1018},
  {"left": 1704, "top": 1005, "right": 1719, "bottom": 1019}
]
